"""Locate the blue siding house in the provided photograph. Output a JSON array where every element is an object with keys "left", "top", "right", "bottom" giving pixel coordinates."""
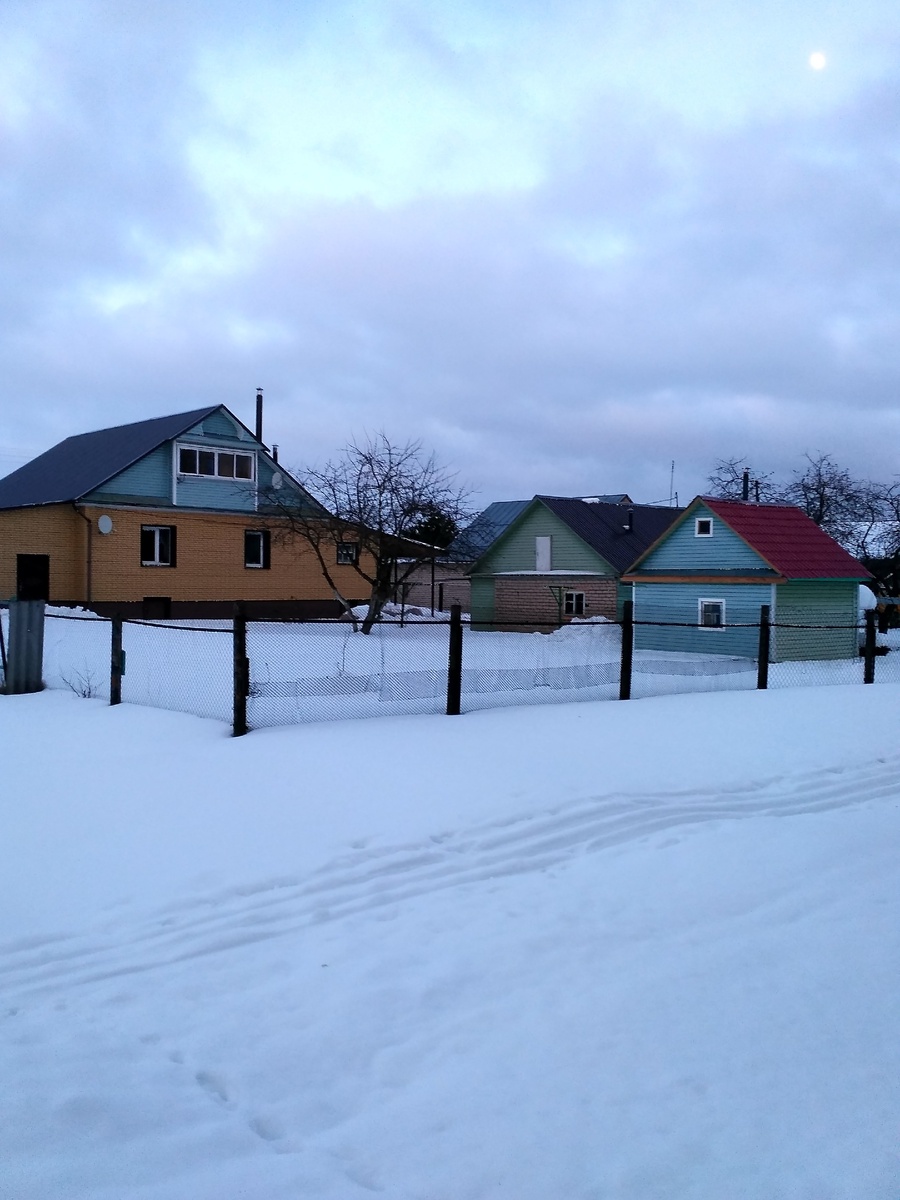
[{"left": 623, "top": 497, "right": 871, "bottom": 661}]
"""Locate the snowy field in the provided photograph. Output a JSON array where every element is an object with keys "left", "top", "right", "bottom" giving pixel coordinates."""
[{"left": 2, "top": 685, "right": 899, "bottom": 1199}]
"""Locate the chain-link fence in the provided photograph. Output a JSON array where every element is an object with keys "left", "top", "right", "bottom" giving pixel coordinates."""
[
  {"left": 43, "top": 610, "right": 112, "bottom": 699},
  {"left": 457, "top": 619, "right": 621, "bottom": 712},
  {"left": 4, "top": 603, "right": 894, "bottom": 732},
  {"left": 38, "top": 610, "right": 232, "bottom": 721},
  {"left": 119, "top": 619, "right": 232, "bottom": 722},
  {"left": 247, "top": 618, "right": 451, "bottom": 726}
]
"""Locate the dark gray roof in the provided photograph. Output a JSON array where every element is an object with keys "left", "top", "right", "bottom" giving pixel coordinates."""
[
  {"left": 0, "top": 407, "right": 219, "bottom": 510},
  {"left": 447, "top": 499, "right": 531, "bottom": 561},
  {"left": 538, "top": 497, "right": 684, "bottom": 572}
]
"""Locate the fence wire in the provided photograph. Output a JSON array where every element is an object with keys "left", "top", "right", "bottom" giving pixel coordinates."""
[
  {"left": 120, "top": 619, "right": 232, "bottom": 722},
  {"left": 459, "top": 620, "right": 621, "bottom": 712},
  {"left": 247, "top": 619, "right": 451, "bottom": 725},
  {"left": 6, "top": 607, "right": 896, "bottom": 730},
  {"left": 43, "top": 611, "right": 113, "bottom": 700}
]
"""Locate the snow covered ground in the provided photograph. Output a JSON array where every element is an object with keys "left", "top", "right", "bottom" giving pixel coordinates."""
[{"left": 2, "top": 686, "right": 900, "bottom": 1198}]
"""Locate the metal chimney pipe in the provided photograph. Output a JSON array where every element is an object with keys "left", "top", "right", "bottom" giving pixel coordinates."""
[
  {"left": 272, "top": 444, "right": 279, "bottom": 464},
  {"left": 624, "top": 506, "right": 634, "bottom": 532},
  {"left": 742, "top": 468, "right": 750, "bottom": 501},
  {"left": 255, "top": 388, "right": 264, "bottom": 444}
]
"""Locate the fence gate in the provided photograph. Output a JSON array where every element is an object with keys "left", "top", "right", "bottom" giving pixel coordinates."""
[{"left": 5, "top": 600, "right": 45, "bottom": 694}]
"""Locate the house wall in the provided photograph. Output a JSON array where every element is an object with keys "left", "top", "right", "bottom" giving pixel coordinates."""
[
  {"left": 633, "top": 581, "right": 772, "bottom": 658},
  {"left": 83, "top": 506, "right": 365, "bottom": 603},
  {"left": 0, "top": 503, "right": 368, "bottom": 607},
  {"left": 773, "top": 581, "right": 859, "bottom": 661},
  {"left": 470, "top": 577, "right": 496, "bottom": 625},
  {"left": 640, "top": 502, "right": 764, "bottom": 571},
  {"left": 175, "top": 474, "right": 257, "bottom": 513},
  {"left": 470, "top": 575, "right": 617, "bottom": 629},
  {"left": 399, "top": 562, "right": 471, "bottom": 612},
  {"left": 0, "top": 504, "right": 86, "bottom": 601},
  {"left": 477, "top": 504, "right": 614, "bottom": 574}
]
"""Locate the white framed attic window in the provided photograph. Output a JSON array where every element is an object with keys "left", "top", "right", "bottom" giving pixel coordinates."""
[
  {"left": 698, "top": 598, "right": 725, "bottom": 629},
  {"left": 695, "top": 517, "right": 713, "bottom": 537},
  {"left": 178, "top": 445, "right": 254, "bottom": 481}
]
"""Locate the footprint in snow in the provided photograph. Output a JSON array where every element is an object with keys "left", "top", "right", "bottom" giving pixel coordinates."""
[{"left": 196, "top": 1070, "right": 231, "bottom": 1105}]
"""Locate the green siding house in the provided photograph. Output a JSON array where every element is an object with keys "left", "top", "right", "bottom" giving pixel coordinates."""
[
  {"left": 623, "top": 497, "right": 871, "bottom": 661},
  {"left": 468, "top": 496, "right": 682, "bottom": 629}
]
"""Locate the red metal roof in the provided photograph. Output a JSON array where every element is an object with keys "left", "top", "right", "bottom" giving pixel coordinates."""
[{"left": 701, "top": 498, "right": 871, "bottom": 579}]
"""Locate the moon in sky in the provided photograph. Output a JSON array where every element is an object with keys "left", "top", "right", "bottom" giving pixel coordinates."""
[{"left": 809, "top": 51, "right": 827, "bottom": 70}]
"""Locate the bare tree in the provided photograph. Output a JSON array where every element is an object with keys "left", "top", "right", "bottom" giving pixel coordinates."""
[
  {"left": 705, "top": 456, "right": 779, "bottom": 502},
  {"left": 261, "top": 433, "right": 472, "bottom": 633},
  {"left": 861, "top": 480, "right": 900, "bottom": 593},
  {"left": 780, "top": 453, "right": 882, "bottom": 555}
]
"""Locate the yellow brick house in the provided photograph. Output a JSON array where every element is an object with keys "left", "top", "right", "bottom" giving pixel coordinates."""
[{"left": 0, "top": 405, "right": 367, "bottom": 618}]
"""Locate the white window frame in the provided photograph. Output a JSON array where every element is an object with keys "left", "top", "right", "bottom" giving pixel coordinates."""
[
  {"left": 141, "top": 525, "right": 175, "bottom": 567},
  {"left": 244, "top": 529, "right": 269, "bottom": 569},
  {"left": 176, "top": 444, "right": 255, "bottom": 482},
  {"left": 698, "top": 598, "right": 725, "bottom": 629},
  {"left": 336, "top": 541, "right": 360, "bottom": 566},
  {"left": 564, "top": 590, "right": 586, "bottom": 616},
  {"left": 695, "top": 517, "right": 713, "bottom": 537}
]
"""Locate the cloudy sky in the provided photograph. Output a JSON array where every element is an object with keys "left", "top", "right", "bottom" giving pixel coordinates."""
[{"left": 1, "top": 0, "right": 899, "bottom": 506}]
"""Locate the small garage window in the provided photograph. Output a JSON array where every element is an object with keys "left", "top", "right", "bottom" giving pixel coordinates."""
[{"left": 564, "top": 591, "right": 585, "bottom": 616}]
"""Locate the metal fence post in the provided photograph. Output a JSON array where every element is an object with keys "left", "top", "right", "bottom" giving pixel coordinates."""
[
  {"left": 446, "top": 604, "right": 463, "bottom": 715},
  {"left": 757, "top": 604, "right": 770, "bottom": 690},
  {"left": 864, "top": 609, "right": 877, "bottom": 684},
  {"left": 233, "top": 604, "right": 249, "bottom": 735},
  {"left": 110, "top": 614, "right": 123, "bottom": 705},
  {"left": 619, "top": 599, "right": 633, "bottom": 700},
  {"left": 0, "top": 605, "right": 7, "bottom": 684},
  {"left": 6, "top": 600, "right": 45, "bottom": 694}
]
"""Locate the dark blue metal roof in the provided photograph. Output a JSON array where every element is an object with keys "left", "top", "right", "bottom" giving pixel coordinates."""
[
  {"left": 0, "top": 407, "right": 219, "bottom": 510},
  {"left": 447, "top": 499, "right": 531, "bottom": 561},
  {"left": 538, "top": 497, "right": 684, "bottom": 572}
]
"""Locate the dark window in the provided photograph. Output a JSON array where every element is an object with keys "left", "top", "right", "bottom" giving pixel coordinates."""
[
  {"left": 141, "top": 525, "right": 176, "bottom": 567},
  {"left": 142, "top": 596, "right": 172, "bottom": 619},
  {"left": 695, "top": 518, "right": 713, "bottom": 537},
  {"left": 564, "top": 591, "right": 585, "bottom": 616},
  {"left": 244, "top": 529, "right": 270, "bottom": 569},
  {"left": 178, "top": 445, "right": 255, "bottom": 480},
  {"left": 337, "top": 542, "right": 360, "bottom": 565}
]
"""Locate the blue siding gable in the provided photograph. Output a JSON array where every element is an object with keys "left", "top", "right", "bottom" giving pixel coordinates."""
[
  {"left": 75, "top": 406, "right": 311, "bottom": 515},
  {"left": 84, "top": 445, "right": 173, "bottom": 505},
  {"left": 181, "top": 410, "right": 256, "bottom": 447},
  {"left": 639, "top": 502, "right": 767, "bottom": 572}
]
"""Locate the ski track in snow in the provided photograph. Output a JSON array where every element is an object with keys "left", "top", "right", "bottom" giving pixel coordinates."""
[{"left": 2, "top": 754, "right": 898, "bottom": 1004}]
